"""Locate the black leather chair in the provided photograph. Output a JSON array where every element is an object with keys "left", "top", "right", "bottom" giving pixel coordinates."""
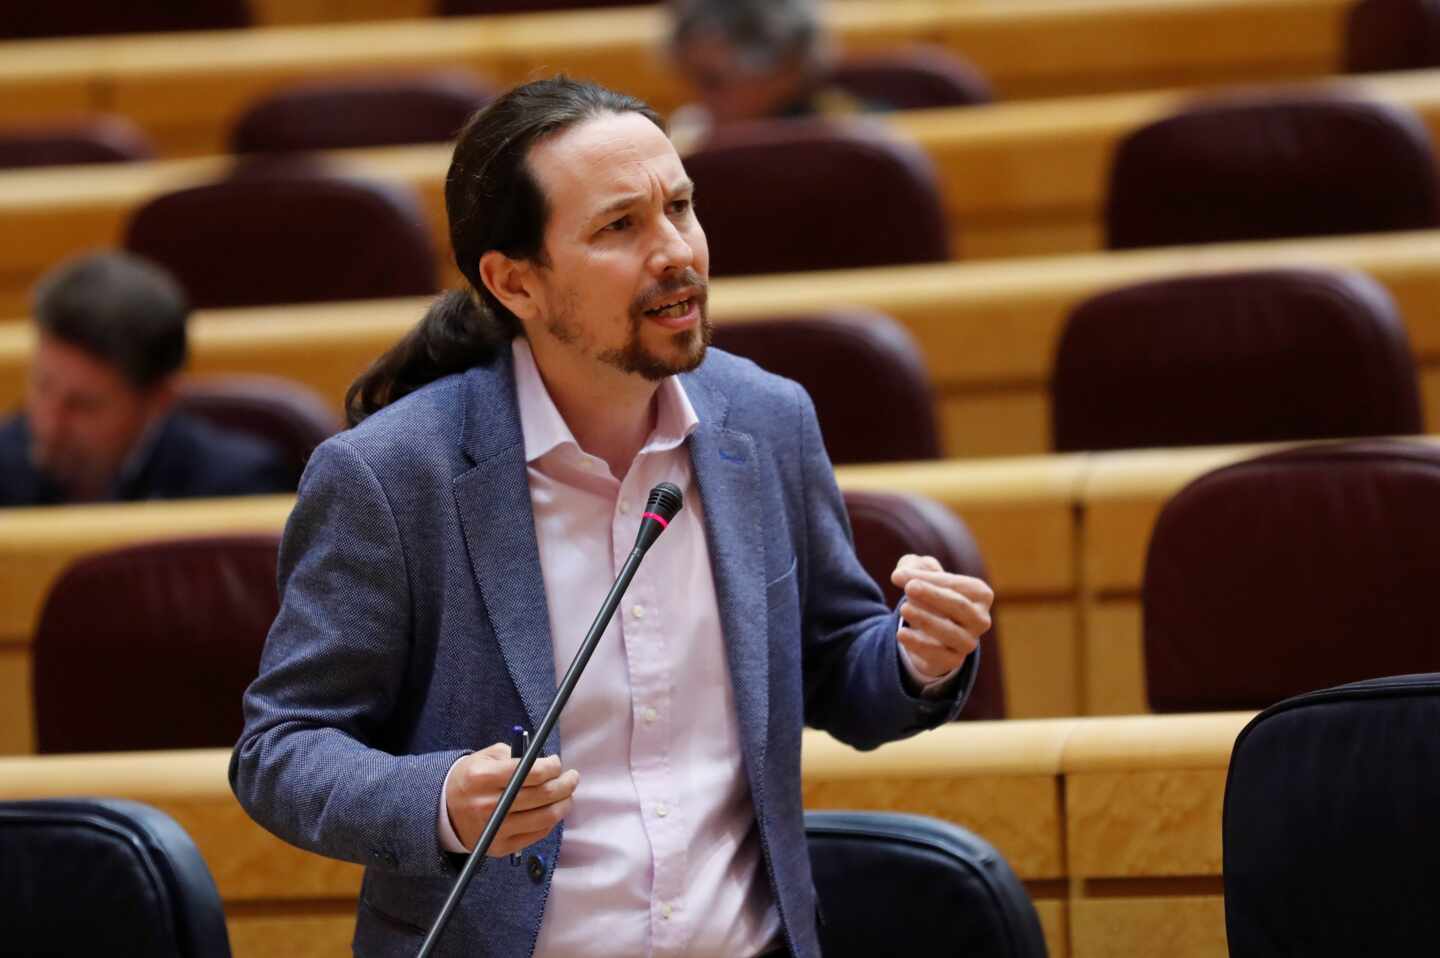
[
  {"left": 1224, "top": 673, "right": 1440, "bottom": 956},
  {"left": 0, "top": 798, "right": 232, "bottom": 957},
  {"left": 807, "top": 810, "right": 1047, "bottom": 957}
]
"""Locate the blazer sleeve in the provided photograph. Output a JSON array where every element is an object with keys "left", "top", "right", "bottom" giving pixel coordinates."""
[
  {"left": 229, "top": 436, "right": 466, "bottom": 878},
  {"left": 792, "top": 383, "right": 977, "bottom": 750}
]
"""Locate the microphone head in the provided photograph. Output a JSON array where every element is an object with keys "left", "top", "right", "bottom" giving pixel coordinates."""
[{"left": 645, "top": 482, "right": 684, "bottom": 523}]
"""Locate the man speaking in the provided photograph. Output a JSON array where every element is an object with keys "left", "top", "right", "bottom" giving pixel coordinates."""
[{"left": 231, "top": 77, "right": 992, "bottom": 958}]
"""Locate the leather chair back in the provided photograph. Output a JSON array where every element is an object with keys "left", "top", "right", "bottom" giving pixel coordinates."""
[
  {"left": 230, "top": 72, "right": 493, "bottom": 153},
  {"left": 0, "top": 798, "right": 231, "bottom": 957},
  {"left": 0, "top": 117, "right": 154, "bottom": 170},
  {"left": 1052, "top": 268, "right": 1423, "bottom": 451},
  {"left": 33, "top": 535, "right": 281, "bottom": 753},
  {"left": 712, "top": 310, "right": 940, "bottom": 464},
  {"left": 1225, "top": 673, "right": 1440, "bottom": 956},
  {"left": 125, "top": 165, "right": 438, "bottom": 308},
  {"left": 828, "top": 48, "right": 995, "bottom": 110},
  {"left": 1345, "top": 0, "right": 1440, "bottom": 72},
  {"left": 3, "top": 0, "right": 246, "bottom": 38},
  {"left": 1143, "top": 440, "right": 1440, "bottom": 712},
  {"left": 844, "top": 490, "right": 1004, "bottom": 719},
  {"left": 176, "top": 375, "right": 341, "bottom": 482},
  {"left": 1105, "top": 95, "right": 1440, "bottom": 249},
  {"left": 807, "top": 811, "right": 1047, "bottom": 957},
  {"left": 685, "top": 119, "right": 950, "bottom": 275}
]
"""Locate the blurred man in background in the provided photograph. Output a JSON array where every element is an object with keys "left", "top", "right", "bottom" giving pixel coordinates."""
[{"left": 0, "top": 251, "right": 295, "bottom": 506}]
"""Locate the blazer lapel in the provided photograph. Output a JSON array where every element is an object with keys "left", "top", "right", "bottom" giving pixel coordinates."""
[
  {"left": 686, "top": 377, "right": 771, "bottom": 790},
  {"left": 452, "top": 358, "right": 559, "bottom": 741}
]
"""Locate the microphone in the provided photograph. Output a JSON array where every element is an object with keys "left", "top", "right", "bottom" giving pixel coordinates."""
[
  {"left": 417, "top": 482, "right": 684, "bottom": 957},
  {"left": 633, "top": 481, "right": 683, "bottom": 553}
]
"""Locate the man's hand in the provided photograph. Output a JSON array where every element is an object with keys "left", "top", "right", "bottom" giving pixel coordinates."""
[
  {"left": 444, "top": 743, "right": 580, "bottom": 856},
  {"left": 891, "top": 554, "right": 994, "bottom": 680}
]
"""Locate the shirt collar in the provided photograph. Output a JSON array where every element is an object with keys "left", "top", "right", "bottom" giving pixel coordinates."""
[{"left": 511, "top": 338, "right": 700, "bottom": 466}]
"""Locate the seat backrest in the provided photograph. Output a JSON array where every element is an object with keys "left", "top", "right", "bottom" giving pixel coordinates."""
[
  {"left": 0, "top": 117, "right": 154, "bottom": 170},
  {"left": 0, "top": 798, "right": 231, "bottom": 957},
  {"left": 685, "top": 119, "right": 950, "bottom": 275},
  {"left": 1143, "top": 440, "right": 1440, "bottom": 712},
  {"left": 176, "top": 375, "right": 341, "bottom": 482},
  {"left": 844, "top": 490, "right": 1004, "bottom": 719},
  {"left": 1224, "top": 673, "right": 1440, "bottom": 956},
  {"left": 230, "top": 72, "right": 493, "bottom": 153},
  {"left": 3, "top": 0, "right": 249, "bottom": 39},
  {"left": 807, "top": 810, "right": 1047, "bottom": 957},
  {"left": 711, "top": 310, "right": 940, "bottom": 464},
  {"left": 1344, "top": 0, "right": 1440, "bottom": 73},
  {"left": 1105, "top": 94, "right": 1440, "bottom": 249},
  {"left": 1051, "top": 268, "right": 1423, "bottom": 452},
  {"left": 828, "top": 48, "right": 995, "bottom": 111},
  {"left": 124, "top": 165, "right": 438, "bottom": 308},
  {"left": 32, "top": 535, "right": 281, "bottom": 753}
]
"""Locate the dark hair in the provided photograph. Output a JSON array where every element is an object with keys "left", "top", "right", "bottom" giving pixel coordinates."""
[
  {"left": 344, "top": 76, "right": 665, "bottom": 426},
  {"left": 669, "top": 0, "right": 823, "bottom": 70},
  {"left": 33, "top": 251, "right": 188, "bottom": 390}
]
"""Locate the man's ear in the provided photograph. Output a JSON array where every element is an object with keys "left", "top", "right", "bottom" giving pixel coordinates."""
[
  {"left": 479, "top": 250, "right": 540, "bottom": 324},
  {"left": 141, "top": 374, "right": 179, "bottom": 423}
]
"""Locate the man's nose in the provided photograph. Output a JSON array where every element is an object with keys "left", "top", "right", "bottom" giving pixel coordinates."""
[{"left": 650, "top": 218, "right": 695, "bottom": 273}]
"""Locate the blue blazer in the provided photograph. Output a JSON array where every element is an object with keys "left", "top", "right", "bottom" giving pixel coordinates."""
[{"left": 231, "top": 347, "right": 974, "bottom": 957}]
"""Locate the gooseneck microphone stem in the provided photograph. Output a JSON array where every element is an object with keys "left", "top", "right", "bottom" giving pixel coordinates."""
[{"left": 417, "top": 481, "right": 682, "bottom": 957}]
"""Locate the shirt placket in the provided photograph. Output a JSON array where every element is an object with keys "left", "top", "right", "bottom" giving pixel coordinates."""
[{"left": 614, "top": 461, "right": 684, "bottom": 955}]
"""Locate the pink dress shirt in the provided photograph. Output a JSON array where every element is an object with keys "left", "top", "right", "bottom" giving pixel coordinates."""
[{"left": 443, "top": 339, "right": 781, "bottom": 957}]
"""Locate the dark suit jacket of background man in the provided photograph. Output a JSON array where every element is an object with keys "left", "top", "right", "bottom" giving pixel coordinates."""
[
  {"left": 0, "top": 412, "right": 297, "bottom": 506},
  {"left": 230, "top": 346, "right": 977, "bottom": 958}
]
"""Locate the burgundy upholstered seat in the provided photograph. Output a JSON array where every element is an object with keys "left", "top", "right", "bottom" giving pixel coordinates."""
[
  {"left": 844, "top": 490, "right": 1004, "bottom": 720},
  {"left": 711, "top": 309, "right": 941, "bottom": 465},
  {"left": 828, "top": 48, "right": 995, "bottom": 111},
  {"left": 0, "top": 117, "right": 154, "bottom": 170},
  {"left": 3, "top": 0, "right": 249, "bottom": 39},
  {"left": 230, "top": 72, "right": 494, "bottom": 153},
  {"left": 124, "top": 165, "right": 438, "bottom": 308},
  {"left": 176, "top": 375, "right": 342, "bottom": 481},
  {"left": 684, "top": 119, "right": 951, "bottom": 275},
  {"left": 1051, "top": 268, "right": 1423, "bottom": 452},
  {"left": 1345, "top": 0, "right": 1440, "bottom": 73},
  {"left": 1105, "top": 95, "right": 1440, "bottom": 250},
  {"left": 1143, "top": 440, "right": 1440, "bottom": 713},
  {"left": 32, "top": 535, "right": 281, "bottom": 753}
]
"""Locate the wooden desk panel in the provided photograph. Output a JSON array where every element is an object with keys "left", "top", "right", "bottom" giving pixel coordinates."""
[
  {"left": 9, "top": 227, "right": 1440, "bottom": 461},
  {"left": 0, "top": 712, "right": 1252, "bottom": 958},
  {"left": 0, "top": 0, "right": 1350, "bottom": 154}
]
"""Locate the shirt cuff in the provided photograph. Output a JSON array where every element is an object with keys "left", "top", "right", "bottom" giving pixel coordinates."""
[
  {"left": 437, "top": 755, "right": 469, "bottom": 854},
  {"left": 898, "top": 640, "right": 964, "bottom": 699}
]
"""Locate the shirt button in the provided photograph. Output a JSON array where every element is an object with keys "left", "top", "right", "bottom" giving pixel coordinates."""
[
  {"left": 619, "top": 500, "right": 631, "bottom": 515},
  {"left": 631, "top": 604, "right": 646, "bottom": 620},
  {"left": 643, "top": 707, "right": 658, "bottom": 724},
  {"left": 661, "top": 902, "right": 673, "bottom": 920},
  {"left": 656, "top": 803, "right": 669, "bottom": 818}
]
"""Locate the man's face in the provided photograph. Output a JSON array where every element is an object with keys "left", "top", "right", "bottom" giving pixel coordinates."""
[
  {"left": 25, "top": 334, "right": 164, "bottom": 497},
  {"left": 522, "top": 111, "right": 711, "bottom": 382},
  {"left": 677, "top": 34, "right": 810, "bottom": 125}
]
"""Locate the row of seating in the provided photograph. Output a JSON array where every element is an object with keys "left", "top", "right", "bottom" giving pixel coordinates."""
[{"left": 0, "top": 0, "right": 1353, "bottom": 157}]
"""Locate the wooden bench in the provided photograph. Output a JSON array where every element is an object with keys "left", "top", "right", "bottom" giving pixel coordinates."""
[
  {"left": 0, "top": 712, "right": 1254, "bottom": 958},
  {"left": 0, "top": 453, "right": 1082, "bottom": 756},
  {"left": 6, "top": 65, "right": 1440, "bottom": 318},
  {"left": 6, "top": 228, "right": 1440, "bottom": 460},
  {"left": 0, "top": 0, "right": 1350, "bottom": 155}
]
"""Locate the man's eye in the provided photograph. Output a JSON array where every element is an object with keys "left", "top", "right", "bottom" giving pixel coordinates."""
[
  {"left": 603, "top": 216, "right": 631, "bottom": 233},
  {"left": 670, "top": 199, "right": 692, "bottom": 215}
]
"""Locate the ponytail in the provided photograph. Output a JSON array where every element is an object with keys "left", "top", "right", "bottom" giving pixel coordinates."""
[{"left": 344, "top": 289, "right": 515, "bottom": 426}]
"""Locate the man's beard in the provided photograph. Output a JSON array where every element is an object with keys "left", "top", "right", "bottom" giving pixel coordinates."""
[{"left": 546, "top": 269, "right": 713, "bottom": 381}]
